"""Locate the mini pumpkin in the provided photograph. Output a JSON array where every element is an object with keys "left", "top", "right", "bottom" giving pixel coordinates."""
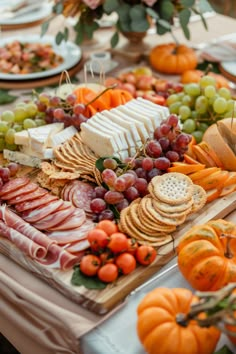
[
  {"left": 137, "top": 287, "right": 220, "bottom": 354},
  {"left": 178, "top": 219, "right": 236, "bottom": 291},
  {"left": 149, "top": 43, "right": 197, "bottom": 75}
]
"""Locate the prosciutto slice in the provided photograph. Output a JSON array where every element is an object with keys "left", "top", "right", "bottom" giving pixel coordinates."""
[
  {"left": 0, "top": 177, "right": 30, "bottom": 197},
  {"left": 21, "top": 199, "right": 64, "bottom": 223},
  {"left": 7, "top": 187, "right": 48, "bottom": 205},
  {"left": 64, "top": 239, "right": 90, "bottom": 253},
  {"left": 14, "top": 194, "right": 58, "bottom": 213},
  {"left": 46, "top": 208, "right": 86, "bottom": 231},
  {"left": 0, "top": 220, "right": 47, "bottom": 259},
  {"left": 1, "top": 182, "right": 38, "bottom": 201},
  {"left": 32, "top": 206, "right": 76, "bottom": 230},
  {"left": 0, "top": 205, "right": 55, "bottom": 250}
]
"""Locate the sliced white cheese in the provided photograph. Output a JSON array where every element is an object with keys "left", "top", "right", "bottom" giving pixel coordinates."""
[
  {"left": 114, "top": 108, "right": 149, "bottom": 143},
  {"left": 125, "top": 100, "right": 162, "bottom": 131},
  {"left": 14, "top": 130, "right": 29, "bottom": 145},
  {"left": 51, "top": 126, "right": 78, "bottom": 147},
  {"left": 3, "top": 149, "right": 42, "bottom": 168},
  {"left": 20, "top": 145, "right": 54, "bottom": 160},
  {"left": 118, "top": 104, "right": 154, "bottom": 135},
  {"left": 28, "top": 123, "right": 64, "bottom": 151},
  {"left": 80, "top": 123, "right": 119, "bottom": 157},
  {"left": 136, "top": 97, "right": 170, "bottom": 118}
]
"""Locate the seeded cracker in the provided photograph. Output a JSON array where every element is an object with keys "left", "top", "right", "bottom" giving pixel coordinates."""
[
  {"left": 191, "top": 184, "right": 207, "bottom": 213},
  {"left": 151, "top": 172, "right": 194, "bottom": 205}
]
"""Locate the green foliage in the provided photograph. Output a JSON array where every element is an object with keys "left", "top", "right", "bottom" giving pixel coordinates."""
[
  {"left": 0, "top": 90, "right": 18, "bottom": 105},
  {"left": 71, "top": 267, "right": 107, "bottom": 289}
]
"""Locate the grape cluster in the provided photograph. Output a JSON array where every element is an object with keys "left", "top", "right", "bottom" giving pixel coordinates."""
[
  {"left": 0, "top": 101, "right": 46, "bottom": 152},
  {"left": 90, "top": 118, "right": 192, "bottom": 221},
  {"left": 35, "top": 92, "right": 88, "bottom": 130},
  {"left": 0, "top": 162, "right": 20, "bottom": 187},
  {"left": 166, "top": 75, "right": 234, "bottom": 143}
]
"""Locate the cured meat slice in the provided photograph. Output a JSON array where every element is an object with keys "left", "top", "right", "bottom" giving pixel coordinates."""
[
  {"left": 71, "top": 181, "right": 94, "bottom": 213},
  {"left": 46, "top": 219, "right": 95, "bottom": 244},
  {"left": 1, "top": 182, "right": 38, "bottom": 201},
  {"left": 32, "top": 206, "right": 76, "bottom": 230},
  {"left": 0, "top": 205, "right": 55, "bottom": 250},
  {"left": 61, "top": 180, "right": 79, "bottom": 201},
  {"left": 0, "top": 177, "right": 30, "bottom": 197},
  {"left": 21, "top": 199, "right": 64, "bottom": 223},
  {"left": 36, "top": 243, "right": 80, "bottom": 270},
  {"left": 14, "top": 194, "right": 59, "bottom": 213},
  {"left": 46, "top": 208, "right": 86, "bottom": 231},
  {"left": 7, "top": 187, "right": 48, "bottom": 205},
  {"left": 64, "top": 239, "right": 90, "bottom": 253},
  {"left": 0, "top": 220, "right": 47, "bottom": 259}
]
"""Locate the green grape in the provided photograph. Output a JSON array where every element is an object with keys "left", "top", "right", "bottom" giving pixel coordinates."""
[
  {"left": 184, "top": 83, "right": 201, "bottom": 96},
  {"left": 1, "top": 110, "right": 15, "bottom": 123},
  {"left": 166, "top": 94, "right": 179, "bottom": 106},
  {"left": 13, "top": 123, "right": 23, "bottom": 132},
  {"left": 169, "top": 101, "right": 181, "bottom": 114},
  {"left": 195, "top": 96, "right": 208, "bottom": 114},
  {"left": 198, "top": 122, "right": 209, "bottom": 132},
  {"left": 199, "top": 75, "right": 216, "bottom": 88},
  {"left": 15, "top": 101, "right": 27, "bottom": 108},
  {"left": 177, "top": 92, "right": 185, "bottom": 100},
  {"left": 23, "top": 118, "right": 37, "bottom": 129},
  {"left": 182, "top": 119, "right": 196, "bottom": 133},
  {"left": 190, "top": 110, "right": 198, "bottom": 120},
  {"left": 25, "top": 102, "right": 38, "bottom": 117},
  {"left": 213, "top": 97, "right": 227, "bottom": 114},
  {"left": 226, "top": 99, "right": 235, "bottom": 112},
  {"left": 208, "top": 94, "right": 219, "bottom": 106},
  {"left": 5, "top": 128, "right": 16, "bottom": 145},
  {"left": 5, "top": 143, "right": 17, "bottom": 151},
  {"left": 204, "top": 85, "right": 216, "bottom": 98},
  {"left": 14, "top": 107, "right": 28, "bottom": 122},
  {"left": 35, "top": 118, "right": 46, "bottom": 126},
  {"left": 182, "top": 94, "right": 195, "bottom": 108},
  {"left": 0, "top": 121, "right": 9, "bottom": 133},
  {"left": 179, "top": 105, "right": 191, "bottom": 120},
  {"left": 192, "top": 130, "right": 204, "bottom": 143},
  {"left": 218, "top": 87, "right": 231, "bottom": 100},
  {"left": 0, "top": 138, "right": 5, "bottom": 152}
]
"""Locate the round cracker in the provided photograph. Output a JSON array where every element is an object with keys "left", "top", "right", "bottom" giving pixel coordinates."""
[
  {"left": 152, "top": 199, "right": 191, "bottom": 219},
  {"left": 191, "top": 184, "right": 207, "bottom": 213}
]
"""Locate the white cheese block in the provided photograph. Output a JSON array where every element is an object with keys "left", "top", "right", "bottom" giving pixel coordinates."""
[
  {"left": 93, "top": 113, "right": 129, "bottom": 151},
  {"left": 51, "top": 126, "right": 78, "bottom": 147},
  {"left": 20, "top": 145, "right": 54, "bottom": 160},
  {"left": 14, "top": 130, "right": 29, "bottom": 145},
  {"left": 114, "top": 108, "right": 149, "bottom": 143},
  {"left": 126, "top": 100, "right": 162, "bottom": 130},
  {"left": 80, "top": 123, "right": 119, "bottom": 157},
  {"left": 3, "top": 150, "right": 42, "bottom": 168},
  {"left": 118, "top": 104, "right": 154, "bottom": 136},
  {"left": 28, "top": 123, "right": 64, "bottom": 151},
  {"left": 136, "top": 97, "right": 170, "bottom": 118}
]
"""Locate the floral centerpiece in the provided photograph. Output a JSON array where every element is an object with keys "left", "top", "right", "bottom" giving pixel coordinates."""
[{"left": 43, "top": 0, "right": 213, "bottom": 47}]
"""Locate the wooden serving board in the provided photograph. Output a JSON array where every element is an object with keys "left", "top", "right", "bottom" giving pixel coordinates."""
[{"left": 1, "top": 190, "right": 236, "bottom": 315}]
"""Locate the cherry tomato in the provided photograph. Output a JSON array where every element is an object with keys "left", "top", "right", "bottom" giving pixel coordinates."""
[
  {"left": 96, "top": 219, "right": 118, "bottom": 236},
  {"left": 97, "top": 263, "right": 119, "bottom": 283},
  {"left": 87, "top": 228, "right": 109, "bottom": 252},
  {"left": 80, "top": 254, "right": 101, "bottom": 277},
  {"left": 115, "top": 252, "right": 136, "bottom": 275},
  {"left": 100, "top": 251, "right": 115, "bottom": 265},
  {"left": 135, "top": 245, "right": 157, "bottom": 266},
  {"left": 127, "top": 238, "right": 139, "bottom": 256},
  {"left": 107, "top": 232, "right": 129, "bottom": 253}
]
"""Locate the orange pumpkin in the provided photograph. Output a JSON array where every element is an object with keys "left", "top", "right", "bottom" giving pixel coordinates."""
[
  {"left": 137, "top": 287, "right": 220, "bottom": 354},
  {"left": 181, "top": 69, "right": 230, "bottom": 88},
  {"left": 149, "top": 43, "right": 197, "bottom": 75},
  {"left": 178, "top": 219, "right": 236, "bottom": 291}
]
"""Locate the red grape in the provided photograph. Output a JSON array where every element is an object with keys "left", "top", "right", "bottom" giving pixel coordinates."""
[
  {"left": 135, "top": 168, "right": 147, "bottom": 179},
  {"left": 49, "top": 96, "right": 61, "bottom": 107},
  {"left": 98, "top": 209, "right": 115, "bottom": 221},
  {"left": 175, "top": 133, "right": 190, "bottom": 148},
  {"left": 154, "top": 157, "right": 171, "bottom": 170},
  {"left": 145, "top": 140, "right": 162, "bottom": 158},
  {"left": 73, "top": 103, "right": 86, "bottom": 115},
  {"left": 104, "top": 191, "right": 124, "bottom": 204},
  {"left": 134, "top": 178, "right": 148, "bottom": 194},
  {"left": 158, "top": 137, "right": 170, "bottom": 151},
  {"left": 160, "top": 123, "right": 171, "bottom": 135},
  {"left": 103, "top": 158, "right": 118, "bottom": 170},
  {"left": 114, "top": 176, "right": 127, "bottom": 192},
  {"left": 94, "top": 186, "right": 107, "bottom": 199},
  {"left": 166, "top": 114, "right": 179, "bottom": 127},
  {"left": 134, "top": 159, "right": 143, "bottom": 169},
  {"left": 142, "top": 157, "right": 154, "bottom": 171},
  {"left": 90, "top": 198, "right": 107, "bottom": 213},
  {"left": 124, "top": 187, "right": 139, "bottom": 202},
  {"left": 66, "top": 94, "right": 77, "bottom": 105},
  {"left": 53, "top": 108, "right": 65, "bottom": 120},
  {"left": 7, "top": 163, "right": 19, "bottom": 177},
  {"left": 0, "top": 168, "right": 10, "bottom": 182},
  {"left": 116, "top": 199, "right": 129, "bottom": 212},
  {"left": 0, "top": 177, "right": 3, "bottom": 188},
  {"left": 153, "top": 127, "right": 163, "bottom": 140},
  {"left": 146, "top": 168, "right": 162, "bottom": 182},
  {"left": 165, "top": 150, "right": 180, "bottom": 162},
  {"left": 101, "top": 169, "right": 117, "bottom": 188}
]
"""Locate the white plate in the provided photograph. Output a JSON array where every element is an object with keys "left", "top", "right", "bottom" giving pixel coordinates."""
[
  {"left": 0, "top": 35, "right": 82, "bottom": 81},
  {"left": 0, "top": 1, "right": 52, "bottom": 25},
  {"left": 220, "top": 61, "right": 236, "bottom": 77}
]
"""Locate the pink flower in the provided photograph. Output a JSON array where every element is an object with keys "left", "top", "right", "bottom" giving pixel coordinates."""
[
  {"left": 142, "top": 0, "right": 158, "bottom": 6},
  {"left": 82, "top": 0, "right": 103, "bottom": 10}
]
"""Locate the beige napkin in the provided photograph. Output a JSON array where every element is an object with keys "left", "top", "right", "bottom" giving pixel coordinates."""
[
  {"left": 200, "top": 41, "right": 236, "bottom": 62},
  {"left": 0, "top": 253, "right": 109, "bottom": 354}
]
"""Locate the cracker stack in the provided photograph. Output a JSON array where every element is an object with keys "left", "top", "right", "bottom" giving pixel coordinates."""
[{"left": 119, "top": 172, "right": 207, "bottom": 247}]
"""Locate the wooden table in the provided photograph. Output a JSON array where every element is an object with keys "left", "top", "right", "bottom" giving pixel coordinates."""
[{"left": 0, "top": 12, "right": 236, "bottom": 354}]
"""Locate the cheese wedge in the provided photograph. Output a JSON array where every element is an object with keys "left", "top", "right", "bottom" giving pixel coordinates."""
[
  {"left": 118, "top": 104, "right": 153, "bottom": 136},
  {"left": 3, "top": 149, "right": 42, "bottom": 168},
  {"left": 51, "top": 126, "right": 78, "bottom": 147},
  {"left": 14, "top": 130, "right": 29, "bottom": 145},
  {"left": 126, "top": 100, "right": 162, "bottom": 130},
  {"left": 20, "top": 145, "right": 54, "bottom": 160},
  {"left": 27, "top": 123, "right": 64, "bottom": 152},
  {"left": 136, "top": 97, "right": 170, "bottom": 118}
]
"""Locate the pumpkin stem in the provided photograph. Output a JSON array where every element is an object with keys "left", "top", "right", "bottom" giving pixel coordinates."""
[
  {"left": 85, "top": 83, "right": 118, "bottom": 107},
  {"left": 175, "top": 283, "right": 236, "bottom": 336},
  {"left": 220, "top": 233, "right": 236, "bottom": 258}
]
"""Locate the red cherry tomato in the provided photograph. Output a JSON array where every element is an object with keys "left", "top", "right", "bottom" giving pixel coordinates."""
[
  {"left": 80, "top": 254, "right": 101, "bottom": 276},
  {"left": 135, "top": 245, "right": 157, "bottom": 266},
  {"left": 115, "top": 252, "right": 136, "bottom": 275},
  {"left": 107, "top": 232, "right": 129, "bottom": 253},
  {"left": 97, "top": 263, "right": 119, "bottom": 283},
  {"left": 87, "top": 228, "right": 109, "bottom": 252}
]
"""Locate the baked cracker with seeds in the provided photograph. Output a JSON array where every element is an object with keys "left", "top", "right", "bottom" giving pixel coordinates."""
[{"left": 191, "top": 184, "right": 207, "bottom": 213}]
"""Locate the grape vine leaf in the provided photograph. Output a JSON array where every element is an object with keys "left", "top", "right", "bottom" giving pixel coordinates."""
[
  {"left": 0, "top": 90, "right": 18, "bottom": 105},
  {"left": 214, "top": 345, "right": 234, "bottom": 354},
  {"left": 71, "top": 267, "right": 107, "bottom": 289}
]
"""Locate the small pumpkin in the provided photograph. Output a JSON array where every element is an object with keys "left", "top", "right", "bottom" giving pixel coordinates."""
[
  {"left": 181, "top": 69, "right": 230, "bottom": 88},
  {"left": 137, "top": 287, "right": 220, "bottom": 354},
  {"left": 149, "top": 43, "right": 197, "bottom": 75},
  {"left": 178, "top": 219, "right": 236, "bottom": 291}
]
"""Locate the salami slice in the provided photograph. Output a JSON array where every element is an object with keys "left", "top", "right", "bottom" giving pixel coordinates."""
[
  {"left": 0, "top": 220, "right": 47, "bottom": 259},
  {"left": 7, "top": 187, "right": 48, "bottom": 205},
  {"left": 32, "top": 206, "right": 76, "bottom": 230},
  {"left": 2, "top": 183, "right": 39, "bottom": 201},
  {"left": 64, "top": 239, "right": 90, "bottom": 253},
  {"left": 0, "top": 177, "right": 30, "bottom": 197},
  {"left": 21, "top": 199, "right": 64, "bottom": 223},
  {"left": 71, "top": 181, "right": 94, "bottom": 213},
  {"left": 61, "top": 180, "right": 79, "bottom": 201},
  {"left": 15, "top": 194, "right": 59, "bottom": 213},
  {"left": 46, "top": 208, "right": 86, "bottom": 231}
]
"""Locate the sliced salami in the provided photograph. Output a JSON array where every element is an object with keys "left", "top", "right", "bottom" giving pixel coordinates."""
[
  {"left": 0, "top": 177, "right": 30, "bottom": 197},
  {"left": 61, "top": 180, "right": 79, "bottom": 201},
  {"left": 71, "top": 181, "right": 94, "bottom": 213},
  {"left": 21, "top": 199, "right": 64, "bottom": 223},
  {"left": 32, "top": 206, "right": 76, "bottom": 230},
  {"left": 14, "top": 194, "right": 59, "bottom": 213},
  {"left": 7, "top": 187, "right": 48, "bottom": 205},
  {"left": 64, "top": 239, "right": 90, "bottom": 253},
  {"left": 46, "top": 208, "right": 86, "bottom": 231},
  {"left": 1, "top": 182, "right": 38, "bottom": 201}
]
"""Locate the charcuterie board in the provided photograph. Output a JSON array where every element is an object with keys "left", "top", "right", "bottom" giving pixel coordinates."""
[{"left": 0, "top": 170, "right": 236, "bottom": 315}]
